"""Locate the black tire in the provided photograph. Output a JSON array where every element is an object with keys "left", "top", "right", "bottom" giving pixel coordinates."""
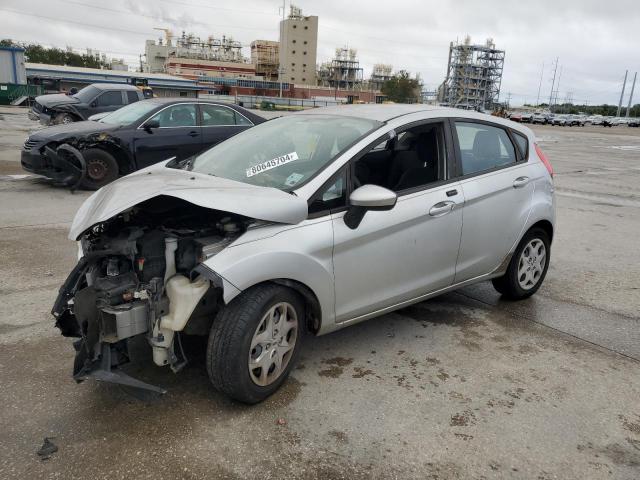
[
  {"left": 492, "top": 227, "right": 551, "bottom": 300},
  {"left": 206, "top": 284, "right": 305, "bottom": 404},
  {"left": 54, "top": 113, "right": 77, "bottom": 125},
  {"left": 79, "top": 148, "right": 119, "bottom": 190}
]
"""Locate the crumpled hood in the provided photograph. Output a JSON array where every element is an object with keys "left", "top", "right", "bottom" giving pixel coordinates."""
[
  {"left": 30, "top": 121, "right": 117, "bottom": 141},
  {"left": 69, "top": 162, "right": 309, "bottom": 240},
  {"left": 36, "top": 93, "right": 80, "bottom": 108}
]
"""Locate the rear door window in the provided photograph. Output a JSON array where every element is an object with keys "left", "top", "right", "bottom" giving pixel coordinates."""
[
  {"left": 454, "top": 122, "right": 517, "bottom": 175},
  {"left": 200, "top": 104, "right": 236, "bottom": 126},
  {"left": 126, "top": 91, "right": 140, "bottom": 104},
  {"left": 96, "top": 91, "right": 124, "bottom": 107}
]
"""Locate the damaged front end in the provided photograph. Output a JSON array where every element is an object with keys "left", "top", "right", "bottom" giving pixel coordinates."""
[{"left": 52, "top": 196, "right": 249, "bottom": 393}]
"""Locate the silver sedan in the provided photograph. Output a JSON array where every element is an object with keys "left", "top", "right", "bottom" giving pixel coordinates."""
[{"left": 55, "top": 105, "right": 556, "bottom": 403}]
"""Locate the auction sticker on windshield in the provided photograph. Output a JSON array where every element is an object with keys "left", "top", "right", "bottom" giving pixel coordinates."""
[{"left": 246, "top": 152, "right": 299, "bottom": 178}]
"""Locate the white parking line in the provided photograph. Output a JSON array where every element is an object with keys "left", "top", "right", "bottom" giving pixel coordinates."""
[
  {"left": 0, "top": 174, "right": 36, "bottom": 181},
  {"left": 592, "top": 145, "right": 640, "bottom": 151}
]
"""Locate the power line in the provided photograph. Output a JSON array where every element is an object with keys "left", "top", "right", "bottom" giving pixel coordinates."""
[
  {"left": 1, "top": 7, "right": 154, "bottom": 36},
  {"left": 1, "top": 6, "right": 275, "bottom": 37},
  {"left": 155, "top": 0, "right": 277, "bottom": 16}
]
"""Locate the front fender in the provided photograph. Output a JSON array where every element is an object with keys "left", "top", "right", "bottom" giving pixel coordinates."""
[
  {"left": 53, "top": 104, "right": 84, "bottom": 119},
  {"left": 203, "top": 219, "right": 336, "bottom": 327}
]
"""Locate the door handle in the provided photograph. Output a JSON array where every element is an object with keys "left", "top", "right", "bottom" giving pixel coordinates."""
[
  {"left": 429, "top": 201, "right": 455, "bottom": 217},
  {"left": 188, "top": 131, "right": 200, "bottom": 137},
  {"left": 513, "top": 176, "right": 530, "bottom": 188}
]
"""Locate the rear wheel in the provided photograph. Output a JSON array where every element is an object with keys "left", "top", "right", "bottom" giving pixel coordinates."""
[
  {"left": 492, "top": 227, "right": 550, "bottom": 299},
  {"left": 207, "top": 284, "right": 304, "bottom": 404},
  {"left": 79, "top": 148, "right": 119, "bottom": 190}
]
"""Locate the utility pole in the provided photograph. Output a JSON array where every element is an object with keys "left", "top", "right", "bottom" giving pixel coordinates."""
[
  {"left": 617, "top": 70, "right": 628, "bottom": 117},
  {"left": 554, "top": 66, "right": 563, "bottom": 107},
  {"left": 548, "top": 57, "right": 559, "bottom": 110},
  {"left": 625, "top": 71, "right": 636, "bottom": 117},
  {"left": 536, "top": 61, "right": 544, "bottom": 106},
  {"left": 506, "top": 92, "right": 512, "bottom": 109},
  {"left": 278, "top": 0, "right": 286, "bottom": 98}
]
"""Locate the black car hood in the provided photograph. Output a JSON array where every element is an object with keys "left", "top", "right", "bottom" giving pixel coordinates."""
[
  {"left": 30, "top": 121, "right": 120, "bottom": 141},
  {"left": 36, "top": 93, "right": 81, "bottom": 108}
]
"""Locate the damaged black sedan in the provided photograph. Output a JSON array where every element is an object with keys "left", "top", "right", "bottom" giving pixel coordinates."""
[{"left": 21, "top": 98, "right": 265, "bottom": 190}]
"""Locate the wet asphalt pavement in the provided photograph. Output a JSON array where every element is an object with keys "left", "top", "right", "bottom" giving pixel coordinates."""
[{"left": 0, "top": 107, "right": 639, "bottom": 479}]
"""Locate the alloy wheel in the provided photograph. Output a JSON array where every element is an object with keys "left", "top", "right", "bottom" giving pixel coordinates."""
[
  {"left": 248, "top": 302, "right": 298, "bottom": 386},
  {"left": 517, "top": 239, "right": 546, "bottom": 290}
]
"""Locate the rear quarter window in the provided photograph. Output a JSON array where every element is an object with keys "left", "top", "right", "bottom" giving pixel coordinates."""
[{"left": 512, "top": 131, "right": 529, "bottom": 159}]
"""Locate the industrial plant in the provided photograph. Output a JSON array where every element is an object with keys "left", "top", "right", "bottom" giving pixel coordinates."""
[
  {"left": 438, "top": 36, "right": 505, "bottom": 110},
  {"left": 2, "top": 4, "right": 517, "bottom": 108}
]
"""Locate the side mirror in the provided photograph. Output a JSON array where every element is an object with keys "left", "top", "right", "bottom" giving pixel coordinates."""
[
  {"left": 344, "top": 184, "right": 397, "bottom": 229},
  {"left": 144, "top": 119, "right": 160, "bottom": 132}
]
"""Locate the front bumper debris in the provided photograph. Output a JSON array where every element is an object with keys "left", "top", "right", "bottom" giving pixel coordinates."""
[
  {"left": 53, "top": 260, "right": 168, "bottom": 395},
  {"left": 74, "top": 342, "right": 166, "bottom": 395},
  {"left": 21, "top": 143, "right": 87, "bottom": 191}
]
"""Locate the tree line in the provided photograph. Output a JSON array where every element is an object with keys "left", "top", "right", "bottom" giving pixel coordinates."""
[
  {"left": 1, "top": 39, "right": 110, "bottom": 69},
  {"left": 381, "top": 70, "right": 422, "bottom": 103}
]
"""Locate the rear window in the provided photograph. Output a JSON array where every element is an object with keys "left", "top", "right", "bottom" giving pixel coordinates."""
[{"left": 512, "top": 131, "right": 528, "bottom": 159}]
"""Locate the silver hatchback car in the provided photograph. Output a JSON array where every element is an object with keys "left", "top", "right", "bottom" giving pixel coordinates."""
[{"left": 54, "top": 105, "right": 555, "bottom": 403}]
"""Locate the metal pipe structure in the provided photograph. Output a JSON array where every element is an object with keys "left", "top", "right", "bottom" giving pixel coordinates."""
[
  {"left": 617, "top": 70, "right": 628, "bottom": 117},
  {"left": 548, "top": 57, "right": 558, "bottom": 108},
  {"left": 626, "top": 72, "right": 637, "bottom": 118},
  {"left": 536, "top": 61, "right": 544, "bottom": 106}
]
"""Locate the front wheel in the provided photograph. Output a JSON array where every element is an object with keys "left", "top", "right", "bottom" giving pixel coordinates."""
[
  {"left": 54, "top": 113, "right": 76, "bottom": 125},
  {"left": 206, "top": 284, "right": 305, "bottom": 404},
  {"left": 492, "top": 227, "right": 550, "bottom": 300},
  {"left": 79, "top": 148, "right": 119, "bottom": 190}
]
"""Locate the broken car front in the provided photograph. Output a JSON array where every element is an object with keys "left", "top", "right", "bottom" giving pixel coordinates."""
[
  {"left": 53, "top": 106, "right": 555, "bottom": 403},
  {"left": 22, "top": 99, "right": 264, "bottom": 190}
]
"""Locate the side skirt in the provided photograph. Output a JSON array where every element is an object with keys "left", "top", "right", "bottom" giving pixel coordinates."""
[{"left": 325, "top": 267, "right": 507, "bottom": 334}]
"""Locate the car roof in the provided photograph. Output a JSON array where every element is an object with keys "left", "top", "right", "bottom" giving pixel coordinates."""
[
  {"left": 295, "top": 104, "right": 436, "bottom": 122},
  {"left": 294, "top": 104, "right": 533, "bottom": 136},
  {"left": 140, "top": 98, "right": 242, "bottom": 106},
  {"left": 92, "top": 83, "right": 140, "bottom": 91}
]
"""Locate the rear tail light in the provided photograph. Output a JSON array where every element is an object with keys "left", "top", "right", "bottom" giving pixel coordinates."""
[{"left": 535, "top": 143, "right": 553, "bottom": 178}]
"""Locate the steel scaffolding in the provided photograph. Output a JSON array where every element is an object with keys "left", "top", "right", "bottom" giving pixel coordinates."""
[
  {"left": 441, "top": 37, "right": 505, "bottom": 110},
  {"left": 317, "top": 47, "right": 364, "bottom": 90}
]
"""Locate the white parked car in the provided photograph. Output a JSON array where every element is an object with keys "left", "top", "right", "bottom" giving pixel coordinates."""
[{"left": 53, "top": 105, "right": 556, "bottom": 403}]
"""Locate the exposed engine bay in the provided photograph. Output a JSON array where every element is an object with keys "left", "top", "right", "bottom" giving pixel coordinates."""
[{"left": 52, "top": 196, "right": 252, "bottom": 393}]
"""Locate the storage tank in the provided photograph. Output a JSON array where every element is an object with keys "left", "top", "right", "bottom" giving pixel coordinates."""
[{"left": 0, "top": 46, "right": 27, "bottom": 84}]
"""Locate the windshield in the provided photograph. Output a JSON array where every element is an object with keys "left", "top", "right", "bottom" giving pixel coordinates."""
[
  {"left": 72, "top": 85, "right": 100, "bottom": 103},
  {"left": 189, "top": 114, "right": 381, "bottom": 190},
  {"left": 99, "top": 100, "right": 160, "bottom": 126}
]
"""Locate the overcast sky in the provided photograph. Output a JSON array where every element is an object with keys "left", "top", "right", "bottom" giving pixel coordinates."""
[{"left": 3, "top": 0, "right": 639, "bottom": 106}]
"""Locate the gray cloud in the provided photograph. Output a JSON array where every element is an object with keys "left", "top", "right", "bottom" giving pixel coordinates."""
[{"left": 3, "top": 0, "right": 638, "bottom": 105}]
